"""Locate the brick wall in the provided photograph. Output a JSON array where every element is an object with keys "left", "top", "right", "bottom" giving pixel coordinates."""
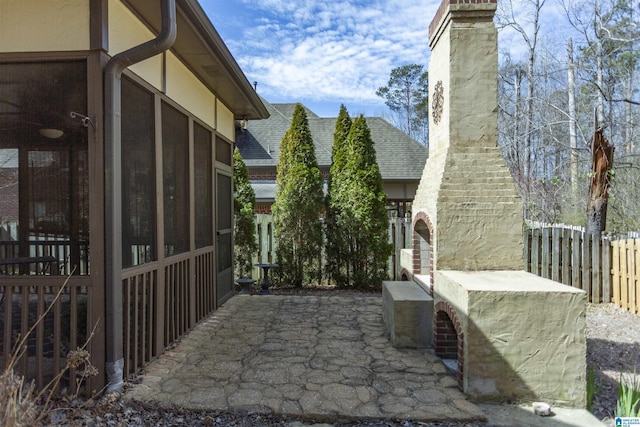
[
  {"left": 412, "top": 211, "right": 434, "bottom": 289},
  {"left": 434, "top": 300, "right": 464, "bottom": 390}
]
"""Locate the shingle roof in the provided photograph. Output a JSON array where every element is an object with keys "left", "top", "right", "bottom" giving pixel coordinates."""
[{"left": 236, "top": 99, "right": 428, "bottom": 181}]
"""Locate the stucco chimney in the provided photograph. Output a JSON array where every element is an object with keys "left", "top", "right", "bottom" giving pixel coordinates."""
[{"left": 412, "top": 0, "right": 523, "bottom": 275}]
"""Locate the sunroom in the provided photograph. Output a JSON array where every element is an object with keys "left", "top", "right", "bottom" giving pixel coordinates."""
[{"left": 0, "top": 0, "right": 268, "bottom": 392}]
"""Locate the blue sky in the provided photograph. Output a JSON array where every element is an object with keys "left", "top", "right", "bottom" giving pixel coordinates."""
[
  {"left": 203, "top": 0, "right": 438, "bottom": 117},
  {"left": 202, "top": 0, "right": 572, "bottom": 118}
]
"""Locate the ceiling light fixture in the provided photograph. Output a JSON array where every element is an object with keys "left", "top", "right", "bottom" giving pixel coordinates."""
[{"left": 39, "top": 128, "right": 64, "bottom": 139}]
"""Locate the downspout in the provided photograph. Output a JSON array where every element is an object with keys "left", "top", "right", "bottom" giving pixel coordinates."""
[{"left": 104, "top": 0, "right": 176, "bottom": 393}]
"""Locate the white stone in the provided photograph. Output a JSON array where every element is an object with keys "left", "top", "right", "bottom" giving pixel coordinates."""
[{"left": 533, "top": 401, "right": 552, "bottom": 416}]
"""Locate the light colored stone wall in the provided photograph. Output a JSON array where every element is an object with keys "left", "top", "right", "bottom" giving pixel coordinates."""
[
  {"left": 412, "top": 24, "right": 450, "bottom": 269},
  {"left": 413, "top": 1, "right": 523, "bottom": 272},
  {"left": 438, "top": 270, "right": 587, "bottom": 407}
]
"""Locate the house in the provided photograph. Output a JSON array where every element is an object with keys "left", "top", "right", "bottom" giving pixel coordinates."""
[
  {"left": 0, "top": 0, "right": 268, "bottom": 393},
  {"left": 236, "top": 100, "right": 428, "bottom": 217}
]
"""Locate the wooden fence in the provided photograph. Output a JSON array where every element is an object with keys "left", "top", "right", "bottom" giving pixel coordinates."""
[
  {"left": 251, "top": 216, "right": 640, "bottom": 313},
  {"left": 525, "top": 224, "right": 639, "bottom": 314},
  {"left": 251, "top": 215, "right": 412, "bottom": 282}
]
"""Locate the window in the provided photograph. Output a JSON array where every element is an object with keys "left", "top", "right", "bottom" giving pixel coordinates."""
[
  {"left": 122, "top": 78, "right": 156, "bottom": 268},
  {"left": 162, "top": 103, "right": 190, "bottom": 256}
]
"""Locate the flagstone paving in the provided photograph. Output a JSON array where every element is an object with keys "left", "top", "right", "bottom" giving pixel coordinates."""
[{"left": 125, "top": 294, "right": 486, "bottom": 423}]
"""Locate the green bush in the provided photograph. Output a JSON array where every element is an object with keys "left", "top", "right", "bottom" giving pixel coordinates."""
[
  {"left": 328, "top": 114, "right": 392, "bottom": 289},
  {"left": 233, "top": 148, "right": 257, "bottom": 278},
  {"left": 325, "top": 105, "right": 352, "bottom": 286},
  {"left": 272, "top": 104, "right": 324, "bottom": 286}
]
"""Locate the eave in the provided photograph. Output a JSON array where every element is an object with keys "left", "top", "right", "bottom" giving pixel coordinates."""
[{"left": 122, "top": 0, "right": 268, "bottom": 120}]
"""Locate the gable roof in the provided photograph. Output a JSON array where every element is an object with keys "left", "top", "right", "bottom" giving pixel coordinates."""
[{"left": 236, "top": 100, "right": 428, "bottom": 181}]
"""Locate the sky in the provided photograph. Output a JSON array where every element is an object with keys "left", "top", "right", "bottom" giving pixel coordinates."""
[{"left": 202, "top": 0, "right": 572, "bottom": 118}]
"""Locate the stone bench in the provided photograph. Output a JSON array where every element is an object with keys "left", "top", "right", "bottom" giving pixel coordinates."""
[{"left": 382, "top": 281, "right": 433, "bottom": 348}]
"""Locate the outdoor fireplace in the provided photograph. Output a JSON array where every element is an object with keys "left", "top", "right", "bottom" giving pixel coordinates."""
[{"left": 407, "top": 0, "right": 587, "bottom": 407}]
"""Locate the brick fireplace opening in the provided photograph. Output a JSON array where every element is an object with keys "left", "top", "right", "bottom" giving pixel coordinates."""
[
  {"left": 412, "top": 212, "right": 434, "bottom": 292},
  {"left": 434, "top": 301, "right": 463, "bottom": 390}
]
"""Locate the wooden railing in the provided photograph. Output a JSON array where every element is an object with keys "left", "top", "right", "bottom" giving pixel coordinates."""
[
  {"left": 0, "top": 276, "right": 95, "bottom": 392},
  {"left": 525, "top": 224, "right": 639, "bottom": 314},
  {"left": 120, "top": 248, "right": 217, "bottom": 378}
]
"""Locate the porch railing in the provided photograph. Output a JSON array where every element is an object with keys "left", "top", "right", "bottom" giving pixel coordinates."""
[
  {"left": 120, "top": 247, "right": 217, "bottom": 378},
  {"left": 0, "top": 275, "right": 96, "bottom": 393},
  {"left": 0, "top": 239, "right": 89, "bottom": 276}
]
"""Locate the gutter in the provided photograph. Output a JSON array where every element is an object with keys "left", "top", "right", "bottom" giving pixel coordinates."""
[{"left": 103, "top": 0, "right": 176, "bottom": 393}]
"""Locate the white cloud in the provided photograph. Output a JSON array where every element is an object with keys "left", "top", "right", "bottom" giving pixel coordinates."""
[
  {"left": 210, "top": 0, "right": 438, "bottom": 109},
  {"left": 207, "top": 0, "right": 574, "bottom": 116}
]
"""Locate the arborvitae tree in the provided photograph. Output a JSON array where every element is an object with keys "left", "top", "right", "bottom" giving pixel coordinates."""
[
  {"left": 325, "top": 105, "right": 352, "bottom": 286},
  {"left": 333, "top": 116, "right": 392, "bottom": 289},
  {"left": 233, "top": 148, "right": 257, "bottom": 278},
  {"left": 272, "top": 104, "right": 324, "bottom": 287}
]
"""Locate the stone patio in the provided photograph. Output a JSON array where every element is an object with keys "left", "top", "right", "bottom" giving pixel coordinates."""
[{"left": 125, "top": 294, "right": 486, "bottom": 423}]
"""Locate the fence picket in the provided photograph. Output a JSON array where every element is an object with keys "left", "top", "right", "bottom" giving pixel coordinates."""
[
  {"left": 612, "top": 240, "right": 621, "bottom": 305},
  {"left": 572, "top": 230, "right": 581, "bottom": 290},
  {"left": 621, "top": 240, "right": 629, "bottom": 310},
  {"left": 541, "top": 228, "right": 550, "bottom": 279},
  {"left": 602, "top": 237, "right": 611, "bottom": 304},
  {"left": 532, "top": 229, "right": 541, "bottom": 276},
  {"left": 630, "top": 239, "right": 637, "bottom": 313},
  {"left": 562, "top": 228, "right": 571, "bottom": 286},
  {"left": 581, "top": 235, "right": 591, "bottom": 297},
  {"left": 552, "top": 227, "right": 561, "bottom": 282},
  {"left": 592, "top": 234, "right": 601, "bottom": 303},
  {"left": 634, "top": 239, "right": 640, "bottom": 314},
  {"left": 524, "top": 229, "right": 532, "bottom": 271}
]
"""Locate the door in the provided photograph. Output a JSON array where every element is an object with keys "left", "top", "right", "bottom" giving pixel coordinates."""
[{"left": 215, "top": 170, "right": 233, "bottom": 305}]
